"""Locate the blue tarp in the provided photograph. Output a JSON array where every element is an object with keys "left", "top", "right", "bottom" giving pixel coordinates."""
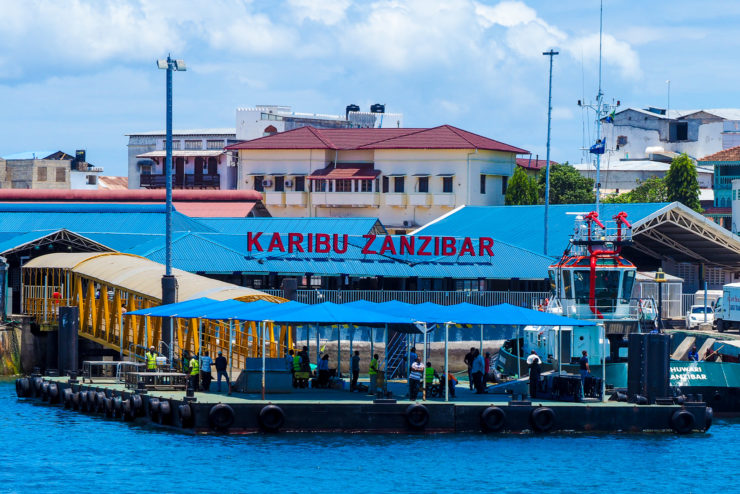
[{"left": 127, "top": 298, "right": 593, "bottom": 327}]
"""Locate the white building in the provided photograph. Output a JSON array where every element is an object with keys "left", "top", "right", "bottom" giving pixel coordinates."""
[
  {"left": 1, "top": 150, "right": 103, "bottom": 190},
  {"left": 228, "top": 125, "right": 527, "bottom": 231},
  {"left": 602, "top": 107, "right": 740, "bottom": 161},
  {"left": 128, "top": 104, "right": 403, "bottom": 189},
  {"left": 236, "top": 104, "right": 403, "bottom": 141},
  {"left": 572, "top": 159, "right": 713, "bottom": 195}
]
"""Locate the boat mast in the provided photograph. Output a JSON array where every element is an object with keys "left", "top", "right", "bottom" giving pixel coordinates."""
[{"left": 595, "top": 0, "right": 604, "bottom": 213}]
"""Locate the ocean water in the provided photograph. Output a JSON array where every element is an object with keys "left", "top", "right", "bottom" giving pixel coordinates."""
[{"left": 1, "top": 380, "right": 738, "bottom": 494}]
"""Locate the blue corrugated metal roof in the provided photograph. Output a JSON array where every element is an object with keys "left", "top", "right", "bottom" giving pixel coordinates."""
[
  {"left": 135, "top": 232, "right": 552, "bottom": 279},
  {"left": 414, "top": 203, "right": 672, "bottom": 256},
  {"left": 0, "top": 206, "right": 212, "bottom": 234},
  {"left": 196, "top": 217, "right": 386, "bottom": 235}
]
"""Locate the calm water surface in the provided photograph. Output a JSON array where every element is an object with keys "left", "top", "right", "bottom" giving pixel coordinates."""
[{"left": 1, "top": 381, "right": 738, "bottom": 494}]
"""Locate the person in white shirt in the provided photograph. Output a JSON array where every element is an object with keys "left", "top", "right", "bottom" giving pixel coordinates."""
[{"left": 409, "top": 357, "right": 424, "bottom": 400}]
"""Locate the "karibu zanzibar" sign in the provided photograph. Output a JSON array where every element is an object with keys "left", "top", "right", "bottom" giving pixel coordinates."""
[{"left": 246, "top": 233, "right": 495, "bottom": 257}]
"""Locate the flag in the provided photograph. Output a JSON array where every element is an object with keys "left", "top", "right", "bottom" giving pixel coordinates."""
[
  {"left": 590, "top": 138, "right": 606, "bottom": 155},
  {"left": 605, "top": 110, "right": 615, "bottom": 123}
]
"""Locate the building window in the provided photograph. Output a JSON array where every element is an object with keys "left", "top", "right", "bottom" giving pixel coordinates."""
[
  {"left": 86, "top": 175, "right": 97, "bottom": 185},
  {"left": 480, "top": 174, "right": 486, "bottom": 194},
  {"left": 206, "top": 140, "right": 224, "bottom": 150},
  {"left": 669, "top": 122, "right": 688, "bottom": 142},
  {"left": 382, "top": 176, "right": 389, "bottom": 193},
  {"left": 162, "top": 140, "right": 181, "bottom": 150},
  {"left": 418, "top": 176, "right": 429, "bottom": 193},
  {"left": 442, "top": 176, "right": 453, "bottom": 193},
  {"left": 359, "top": 179, "right": 372, "bottom": 192},
  {"left": 140, "top": 164, "right": 152, "bottom": 175},
  {"left": 37, "top": 167, "right": 47, "bottom": 181},
  {"left": 617, "top": 135, "right": 628, "bottom": 146},
  {"left": 185, "top": 140, "right": 202, "bottom": 150},
  {"left": 56, "top": 168, "right": 66, "bottom": 182},
  {"left": 274, "top": 176, "right": 285, "bottom": 192},
  {"left": 502, "top": 176, "right": 508, "bottom": 195},
  {"left": 254, "top": 175, "right": 264, "bottom": 192},
  {"left": 313, "top": 179, "right": 331, "bottom": 192},
  {"left": 394, "top": 176, "right": 405, "bottom": 193},
  {"left": 336, "top": 179, "right": 352, "bottom": 192},
  {"left": 295, "top": 176, "right": 305, "bottom": 192},
  {"left": 263, "top": 125, "right": 278, "bottom": 136}
]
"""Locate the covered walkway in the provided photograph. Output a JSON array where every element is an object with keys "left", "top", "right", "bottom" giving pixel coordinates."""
[{"left": 22, "top": 253, "right": 283, "bottom": 366}]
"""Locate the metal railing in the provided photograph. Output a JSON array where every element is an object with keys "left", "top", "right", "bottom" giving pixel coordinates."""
[{"left": 260, "top": 289, "right": 550, "bottom": 307}]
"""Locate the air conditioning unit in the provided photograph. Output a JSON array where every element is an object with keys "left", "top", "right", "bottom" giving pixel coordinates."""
[
  {"left": 403, "top": 220, "right": 410, "bottom": 227},
  {"left": 285, "top": 180, "right": 293, "bottom": 187},
  {"left": 263, "top": 179, "right": 273, "bottom": 187}
]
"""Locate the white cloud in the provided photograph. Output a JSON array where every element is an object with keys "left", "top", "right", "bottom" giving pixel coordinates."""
[
  {"left": 552, "top": 106, "right": 574, "bottom": 120},
  {"left": 474, "top": 0, "right": 537, "bottom": 28},
  {"left": 567, "top": 33, "right": 641, "bottom": 79},
  {"left": 287, "top": 0, "right": 351, "bottom": 25}
]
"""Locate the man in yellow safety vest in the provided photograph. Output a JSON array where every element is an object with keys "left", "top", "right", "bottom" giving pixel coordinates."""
[
  {"left": 189, "top": 354, "right": 200, "bottom": 391},
  {"left": 368, "top": 353, "right": 379, "bottom": 396},
  {"left": 145, "top": 346, "right": 157, "bottom": 372}
]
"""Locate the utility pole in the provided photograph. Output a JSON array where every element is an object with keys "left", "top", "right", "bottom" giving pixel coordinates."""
[
  {"left": 543, "top": 49, "right": 558, "bottom": 256},
  {"left": 157, "top": 55, "right": 186, "bottom": 366}
]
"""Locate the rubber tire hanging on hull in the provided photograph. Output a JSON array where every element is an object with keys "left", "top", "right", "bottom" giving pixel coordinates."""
[
  {"left": 480, "top": 406, "right": 506, "bottom": 432},
  {"left": 705, "top": 407, "right": 713, "bottom": 431},
  {"left": 258, "top": 405, "right": 285, "bottom": 432},
  {"left": 405, "top": 404, "right": 430, "bottom": 430},
  {"left": 209, "top": 404, "right": 235, "bottom": 431},
  {"left": 48, "top": 383, "right": 60, "bottom": 404},
  {"left": 149, "top": 398, "right": 161, "bottom": 419},
  {"left": 530, "top": 407, "right": 556, "bottom": 433},
  {"left": 41, "top": 382, "right": 50, "bottom": 402},
  {"left": 178, "top": 404, "right": 193, "bottom": 428},
  {"left": 63, "top": 388, "right": 73, "bottom": 408},
  {"left": 158, "top": 400, "right": 171, "bottom": 424},
  {"left": 670, "top": 409, "right": 696, "bottom": 434}
]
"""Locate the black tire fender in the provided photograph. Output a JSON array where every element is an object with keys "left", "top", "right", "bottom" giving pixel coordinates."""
[
  {"left": 15, "top": 379, "right": 22, "bottom": 397},
  {"left": 96, "top": 392, "right": 107, "bottom": 413},
  {"left": 259, "top": 405, "right": 285, "bottom": 432},
  {"left": 671, "top": 409, "right": 696, "bottom": 434},
  {"left": 178, "top": 404, "right": 193, "bottom": 427},
  {"left": 480, "top": 406, "right": 506, "bottom": 432},
  {"left": 79, "top": 390, "right": 89, "bottom": 411},
  {"left": 158, "top": 400, "right": 171, "bottom": 422},
  {"left": 209, "top": 403, "right": 236, "bottom": 431},
  {"left": 405, "top": 404, "right": 430, "bottom": 430},
  {"left": 48, "top": 383, "right": 60, "bottom": 403},
  {"left": 122, "top": 400, "right": 133, "bottom": 421},
  {"left": 705, "top": 407, "right": 713, "bottom": 431},
  {"left": 149, "top": 398, "right": 161, "bottom": 418},
  {"left": 33, "top": 377, "right": 43, "bottom": 396},
  {"left": 87, "top": 390, "right": 97, "bottom": 411},
  {"left": 130, "top": 394, "right": 143, "bottom": 414},
  {"left": 20, "top": 377, "right": 31, "bottom": 397},
  {"left": 63, "top": 388, "right": 73, "bottom": 408},
  {"left": 104, "top": 397, "right": 114, "bottom": 416},
  {"left": 71, "top": 391, "right": 81, "bottom": 410},
  {"left": 530, "top": 407, "right": 556, "bottom": 433},
  {"left": 41, "top": 382, "right": 50, "bottom": 401},
  {"left": 113, "top": 396, "right": 123, "bottom": 417}
]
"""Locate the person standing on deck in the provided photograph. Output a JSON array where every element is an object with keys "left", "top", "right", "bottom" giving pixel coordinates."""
[
  {"left": 188, "top": 354, "right": 200, "bottom": 392},
  {"left": 484, "top": 352, "right": 491, "bottom": 384},
  {"left": 527, "top": 350, "right": 541, "bottom": 398},
  {"left": 145, "top": 346, "right": 157, "bottom": 372},
  {"left": 409, "top": 347, "right": 418, "bottom": 377},
  {"left": 368, "top": 353, "right": 379, "bottom": 396},
  {"left": 200, "top": 351, "right": 213, "bottom": 392},
  {"left": 215, "top": 351, "right": 231, "bottom": 395},
  {"left": 350, "top": 351, "right": 360, "bottom": 392},
  {"left": 579, "top": 350, "right": 591, "bottom": 379},
  {"left": 688, "top": 345, "right": 699, "bottom": 361},
  {"left": 472, "top": 350, "right": 486, "bottom": 394},
  {"left": 424, "top": 362, "right": 436, "bottom": 396},
  {"left": 409, "top": 356, "right": 424, "bottom": 401},
  {"left": 464, "top": 347, "right": 475, "bottom": 390}
]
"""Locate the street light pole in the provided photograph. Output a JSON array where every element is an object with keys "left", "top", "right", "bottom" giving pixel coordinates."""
[
  {"left": 543, "top": 49, "right": 558, "bottom": 256},
  {"left": 157, "top": 55, "right": 186, "bottom": 366}
]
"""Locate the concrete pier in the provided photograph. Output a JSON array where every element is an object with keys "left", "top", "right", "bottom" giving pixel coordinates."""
[{"left": 16, "top": 376, "right": 712, "bottom": 435}]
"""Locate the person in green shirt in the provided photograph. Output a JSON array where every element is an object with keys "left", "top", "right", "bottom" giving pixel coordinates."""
[{"left": 189, "top": 354, "right": 200, "bottom": 392}]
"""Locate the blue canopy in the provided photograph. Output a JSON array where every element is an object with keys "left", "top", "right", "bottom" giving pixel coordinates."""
[{"left": 127, "top": 298, "right": 594, "bottom": 327}]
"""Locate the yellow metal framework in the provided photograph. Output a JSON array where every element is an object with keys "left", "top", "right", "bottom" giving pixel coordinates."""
[{"left": 22, "top": 266, "right": 292, "bottom": 371}]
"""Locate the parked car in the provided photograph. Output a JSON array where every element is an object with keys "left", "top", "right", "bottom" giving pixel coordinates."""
[{"left": 686, "top": 305, "right": 714, "bottom": 329}]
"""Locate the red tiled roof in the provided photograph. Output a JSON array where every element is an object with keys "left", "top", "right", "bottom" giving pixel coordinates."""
[
  {"left": 173, "top": 202, "right": 256, "bottom": 217},
  {"left": 516, "top": 158, "right": 557, "bottom": 170},
  {"left": 308, "top": 165, "right": 381, "bottom": 180},
  {"left": 699, "top": 146, "right": 740, "bottom": 162},
  {"left": 227, "top": 125, "right": 528, "bottom": 154}
]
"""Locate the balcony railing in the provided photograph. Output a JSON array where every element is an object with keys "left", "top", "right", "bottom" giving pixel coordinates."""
[
  {"left": 140, "top": 174, "right": 220, "bottom": 189},
  {"left": 311, "top": 192, "right": 379, "bottom": 206}
]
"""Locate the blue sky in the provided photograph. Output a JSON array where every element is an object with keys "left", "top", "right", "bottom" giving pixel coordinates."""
[{"left": 2, "top": 0, "right": 740, "bottom": 177}]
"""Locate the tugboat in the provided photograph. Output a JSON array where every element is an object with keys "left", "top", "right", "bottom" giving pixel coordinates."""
[{"left": 495, "top": 211, "right": 655, "bottom": 391}]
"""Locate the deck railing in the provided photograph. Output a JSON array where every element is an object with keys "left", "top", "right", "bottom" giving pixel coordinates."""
[{"left": 260, "top": 289, "right": 549, "bottom": 308}]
